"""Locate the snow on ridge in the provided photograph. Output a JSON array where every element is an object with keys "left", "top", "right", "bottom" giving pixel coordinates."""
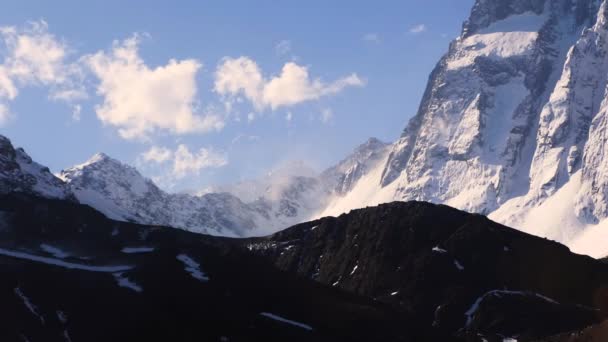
[
  {"left": 465, "top": 290, "right": 559, "bottom": 327},
  {"left": 448, "top": 12, "right": 548, "bottom": 70},
  {"left": 259, "top": 312, "right": 313, "bottom": 331}
]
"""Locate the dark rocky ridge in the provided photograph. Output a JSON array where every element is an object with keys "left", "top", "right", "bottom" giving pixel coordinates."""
[
  {"left": 1, "top": 178, "right": 608, "bottom": 340},
  {"left": 245, "top": 202, "right": 608, "bottom": 341},
  {"left": 0, "top": 192, "right": 414, "bottom": 342}
]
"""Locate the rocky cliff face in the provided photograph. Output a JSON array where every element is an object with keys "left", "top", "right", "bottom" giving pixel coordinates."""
[
  {"left": 55, "top": 137, "right": 387, "bottom": 237},
  {"left": 245, "top": 201, "right": 608, "bottom": 340},
  {"left": 322, "top": 0, "right": 608, "bottom": 256},
  {"left": 0, "top": 136, "right": 71, "bottom": 200}
]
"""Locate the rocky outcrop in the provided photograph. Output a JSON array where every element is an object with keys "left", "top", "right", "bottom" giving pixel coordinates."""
[
  {"left": 0, "top": 135, "right": 71, "bottom": 200},
  {"left": 246, "top": 201, "right": 608, "bottom": 340}
]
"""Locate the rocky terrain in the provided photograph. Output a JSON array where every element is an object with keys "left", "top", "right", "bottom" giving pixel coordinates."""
[
  {"left": 316, "top": 0, "right": 608, "bottom": 258},
  {"left": 0, "top": 192, "right": 415, "bottom": 342},
  {"left": 246, "top": 201, "right": 608, "bottom": 341}
]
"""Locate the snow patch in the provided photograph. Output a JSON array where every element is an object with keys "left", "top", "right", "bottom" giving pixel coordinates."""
[
  {"left": 40, "top": 244, "right": 70, "bottom": 259},
  {"left": 0, "top": 248, "right": 133, "bottom": 272},
  {"left": 432, "top": 246, "right": 447, "bottom": 253},
  {"left": 14, "top": 287, "right": 44, "bottom": 324},
  {"left": 113, "top": 272, "right": 143, "bottom": 292},
  {"left": 121, "top": 247, "right": 155, "bottom": 254},
  {"left": 448, "top": 12, "right": 547, "bottom": 70},
  {"left": 176, "top": 254, "right": 209, "bottom": 282},
  {"left": 454, "top": 260, "right": 464, "bottom": 271},
  {"left": 259, "top": 312, "right": 313, "bottom": 331},
  {"left": 465, "top": 290, "right": 559, "bottom": 326}
]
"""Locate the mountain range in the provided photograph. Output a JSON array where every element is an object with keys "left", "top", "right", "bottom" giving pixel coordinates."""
[
  {"left": 7, "top": 0, "right": 608, "bottom": 259},
  {"left": 4, "top": 0, "right": 608, "bottom": 339}
]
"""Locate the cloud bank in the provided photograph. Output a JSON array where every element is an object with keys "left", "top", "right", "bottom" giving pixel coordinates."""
[{"left": 85, "top": 35, "right": 224, "bottom": 140}]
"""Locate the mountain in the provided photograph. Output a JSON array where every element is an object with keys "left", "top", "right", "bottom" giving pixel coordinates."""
[
  {"left": 245, "top": 201, "right": 608, "bottom": 341},
  {"left": 53, "top": 137, "right": 388, "bottom": 237},
  {"left": 319, "top": 0, "right": 608, "bottom": 258},
  {"left": 0, "top": 135, "right": 71, "bottom": 200},
  {"left": 57, "top": 153, "right": 273, "bottom": 237},
  {"left": 0, "top": 192, "right": 415, "bottom": 342},
  {"left": 1, "top": 188, "right": 607, "bottom": 341}
]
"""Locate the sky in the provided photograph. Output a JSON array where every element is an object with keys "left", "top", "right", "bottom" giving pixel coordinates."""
[{"left": 0, "top": 0, "right": 474, "bottom": 192}]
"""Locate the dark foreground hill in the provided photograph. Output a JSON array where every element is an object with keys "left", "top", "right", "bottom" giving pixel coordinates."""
[
  {"left": 1, "top": 192, "right": 608, "bottom": 341},
  {"left": 244, "top": 202, "right": 608, "bottom": 341},
  {"left": 0, "top": 193, "right": 413, "bottom": 342}
]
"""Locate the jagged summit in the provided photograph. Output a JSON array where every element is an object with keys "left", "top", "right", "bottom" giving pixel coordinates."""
[
  {"left": 317, "top": 0, "right": 608, "bottom": 257},
  {"left": 0, "top": 134, "right": 71, "bottom": 200}
]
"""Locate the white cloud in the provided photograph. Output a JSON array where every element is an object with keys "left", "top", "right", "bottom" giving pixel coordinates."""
[
  {"left": 0, "top": 20, "right": 85, "bottom": 125},
  {"left": 275, "top": 40, "right": 291, "bottom": 56},
  {"left": 173, "top": 144, "right": 227, "bottom": 179},
  {"left": 320, "top": 108, "right": 333, "bottom": 124},
  {"left": 84, "top": 35, "right": 224, "bottom": 140},
  {"left": 409, "top": 24, "right": 427, "bottom": 34},
  {"left": 214, "top": 57, "right": 365, "bottom": 112},
  {"left": 141, "top": 145, "right": 173, "bottom": 163},
  {"left": 362, "top": 33, "right": 380, "bottom": 43},
  {"left": 285, "top": 111, "right": 292, "bottom": 121},
  {"left": 138, "top": 144, "right": 227, "bottom": 181}
]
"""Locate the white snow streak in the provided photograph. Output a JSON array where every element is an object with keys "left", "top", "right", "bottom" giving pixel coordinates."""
[
  {"left": 432, "top": 246, "right": 447, "bottom": 253},
  {"left": 40, "top": 244, "right": 70, "bottom": 259},
  {"left": 121, "top": 247, "right": 155, "bottom": 254},
  {"left": 0, "top": 248, "right": 133, "bottom": 272},
  {"left": 465, "top": 290, "right": 559, "bottom": 326},
  {"left": 454, "top": 260, "right": 464, "bottom": 271},
  {"left": 14, "top": 287, "right": 44, "bottom": 324},
  {"left": 177, "top": 254, "right": 209, "bottom": 282},
  {"left": 259, "top": 312, "right": 313, "bottom": 331},
  {"left": 113, "top": 272, "right": 143, "bottom": 292}
]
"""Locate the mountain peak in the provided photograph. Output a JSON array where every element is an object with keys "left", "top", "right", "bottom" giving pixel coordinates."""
[{"left": 462, "top": 0, "right": 548, "bottom": 37}]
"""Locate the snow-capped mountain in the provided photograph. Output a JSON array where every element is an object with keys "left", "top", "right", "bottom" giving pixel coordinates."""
[
  {"left": 0, "top": 135, "right": 72, "bottom": 200},
  {"left": 321, "top": 0, "right": 608, "bottom": 257},
  {"left": 51, "top": 137, "right": 387, "bottom": 237},
  {"left": 9, "top": 0, "right": 608, "bottom": 258},
  {"left": 57, "top": 153, "right": 276, "bottom": 237}
]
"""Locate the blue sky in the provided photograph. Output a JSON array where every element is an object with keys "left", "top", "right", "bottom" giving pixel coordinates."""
[{"left": 0, "top": 0, "right": 473, "bottom": 192}]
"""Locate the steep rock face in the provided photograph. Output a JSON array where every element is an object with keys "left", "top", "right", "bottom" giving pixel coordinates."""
[
  {"left": 57, "top": 137, "right": 388, "bottom": 237},
  {"left": 0, "top": 192, "right": 413, "bottom": 342},
  {"left": 379, "top": 0, "right": 593, "bottom": 214},
  {"left": 321, "top": 0, "right": 608, "bottom": 254},
  {"left": 246, "top": 201, "right": 608, "bottom": 341},
  {"left": 0, "top": 136, "right": 71, "bottom": 200},
  {"left": 320, "top": 137, "right": 389, "bottom": 195},
  {"left": 58, "top": 153, "right": 266, "bottom": 237}
]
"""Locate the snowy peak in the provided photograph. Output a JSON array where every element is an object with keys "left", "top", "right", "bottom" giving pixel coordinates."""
[
  {"left": 0, "top": 135, "right": 71, "bottom": 200},
  {"left": 319, "top": 0, "right": 608, "bottom": 257},
  {"left": 59, "top": 152, "right": 158, "bottom": 198},
  {"left": 462, "top": 0, "right": 553, "bottom": 37},
  {"left": 321, "top": 137, "right": 389, "bottom": 195}
]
